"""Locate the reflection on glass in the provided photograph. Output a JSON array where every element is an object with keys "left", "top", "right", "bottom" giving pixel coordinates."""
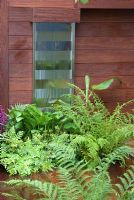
[{"left": 33, "top": 23, "right": 75, "bottom": 107}]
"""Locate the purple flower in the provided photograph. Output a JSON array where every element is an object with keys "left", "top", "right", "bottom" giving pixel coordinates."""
[{"left": 0, "top": 105, "right": 7, "bottom": 133}]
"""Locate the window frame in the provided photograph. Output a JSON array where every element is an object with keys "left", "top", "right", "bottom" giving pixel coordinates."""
[{"left": 33, "top": 22, "right": 75, "bottom": 106}]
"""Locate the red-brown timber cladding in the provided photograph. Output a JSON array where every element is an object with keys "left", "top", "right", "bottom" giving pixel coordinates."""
[
  {"left": 0, "top": 0, "right": 9, "bottom": 110},
  {"left": 8, "top": 0, "right": 75, "bottom": 8},
  {"left": 8, "top": 2, "right": 80, "bottom": 106},
  {"left": 8, "top": 6, "right": 134, "bottom": 111},
  {"left": 75, "top": 9, "right": 134, "bottom": 111}
]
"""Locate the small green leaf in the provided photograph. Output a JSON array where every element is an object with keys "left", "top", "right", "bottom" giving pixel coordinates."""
[
  {"left": 92, "top": 79, "right": 114, "bottom": 90},
  {"left": 80, "top": 0, "right": 89, "bottom": 4}
]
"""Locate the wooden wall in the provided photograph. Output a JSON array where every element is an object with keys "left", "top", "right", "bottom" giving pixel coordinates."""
[
  {"left": 9, "top": 8, "right": 33, "bottom": 106},
  {"left": 0, "top": 0, "right": 134, "bottom": 111},
  {"left": 0, "top": 0, "right": 8, "bottom": 110},
  {"left": 75, "top": 9, "right": 134, "bottom": 110},
  {"left": 8, "top": 1, "right": 79, "bottom": 106}
]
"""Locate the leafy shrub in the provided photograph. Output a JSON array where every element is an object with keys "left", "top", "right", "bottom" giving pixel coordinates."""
[
  {"left": 0, "top": 105, "right": 7, "bottom": 133},
  {"left": 54, "top": 76, "right": 134, "bottom": 167},
  {"left": 0, "top": 76, "right": 133, "bottom": 177},
  {"left": 0, "top": 127, "right": 53, "bottom": 176},
  {"left": 6, "top": 104, "right": 63, "bottom": 139}
]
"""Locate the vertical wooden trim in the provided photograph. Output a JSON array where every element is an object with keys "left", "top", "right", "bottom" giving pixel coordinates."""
[{"left": 0, "top": 0, "right": 9, "bottom": 109}]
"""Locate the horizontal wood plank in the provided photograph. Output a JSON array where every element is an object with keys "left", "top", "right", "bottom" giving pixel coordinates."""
[
  {"left": 76, "top": 22, "right": 134, "bottom": 37},
  {"left": 9, "top": 36, "right": 32, "bottom": 49},
  {"left": 79, "top": 0, "right": 134, "bottom": 9},
  {"left": 33, "top": 7, "right": 80, "bottom": 22},
  {"left": 9, "top": 64, "right": 32, "bottom": 78},
  {"left": 75, "top": 63, "right": 134, "bottom": 77},
  {"left": 9, "top": 77, "right": 32, "bottom": 91},
  {"left": 80, "top": 10, "right": 134, "bottom": 22},
  {"left": 9, "top": 91, "right": 32, "bottom": 105},
  {"left": 76, "top": 49, "right": 134, "bottom": 63},
  {"left": 9, "top": 7, "right": 33, "bottom": 21},
  {"left": 76, "top": 37, "right": 134, "bottom": 50},
  {"left": 9, "top": 50, "right": 32, "bottom": 64},
  {"left": 8, "top": 0, "right": 75, "bottom": 8},
  {"left": 9, "top": 22, "right": 32, "bottom": 36},
  {"left": 97, "top": 89, "right": 134, "bottom": 103}
]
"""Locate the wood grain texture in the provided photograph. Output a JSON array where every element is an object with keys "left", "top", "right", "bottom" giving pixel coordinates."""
[
  {"left": 9, "top": 64, "right": 32, "bottom": 78},
  {"left": 33, "top": 7, "right": 80, "bottom": 22},
  {"left": 9, "top": 7, "right": 33, "bottom": 22},
  {"left": 9, "top": 50, "right": 32, "bottom": 64},
  {"left": 96, "top": 89, "right": 134, "bottom": 103},
  {"left": 9, "top": 36, "right": 32, "bottom": 50},
  {"left": 9, "top": 22, "right": 32, "bottom": 36},
  {"left": 8, "top": 0, "right": 75, "bottom": 8},
  {"left": 79, "top": 0, "right": 134, "bottom": 9},
  {"left": 0, "top": 0, "right": 8, "bottom": 109},
  {"left": 75, "top": 10, "right": 134, "bottom": 106},
  {"left": 76, "top": 37, "right": 134, "bottom": 50},
  {"left": 76, "top": 49, "right": 134, "bottom": 64},
  {"left": 9, "top": 78, "right": 32, "bottom": 91},
  {"left": 9, "top": 91, "right": 32, "bottom": 105},
  {"left": 75, "top": 63, "right": 134, "bottom": 77},
  {"left": 76, "top": 22, "right": 134, "bottom": 37}
]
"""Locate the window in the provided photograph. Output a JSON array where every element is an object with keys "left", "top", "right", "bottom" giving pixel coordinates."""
[{"left": 33, "top": 23, "right": 75, "bottom": 107}]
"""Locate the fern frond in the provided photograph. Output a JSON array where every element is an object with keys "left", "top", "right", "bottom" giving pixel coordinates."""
[
  {"left": 114, "top": 165, "right": 134, "bottom": 199},
  {"left": 5, "top": 179, "right": 59, "bottom": 200},
  {"left": 98, "top": 146, "right": 134, "bottom": 171}
]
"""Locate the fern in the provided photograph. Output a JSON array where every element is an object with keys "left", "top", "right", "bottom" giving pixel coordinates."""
[
  {"left": 97, "top": 146, "right": 134, "bottom": 172},
  {"left": 2, "top": 160, "right": 112, "bottom": 200},
  {"left": 114, "top": 165, "right": 134, "bottom": 200},
  {"left": 54, "top": 79, "right": 134, "bottom": 166}
]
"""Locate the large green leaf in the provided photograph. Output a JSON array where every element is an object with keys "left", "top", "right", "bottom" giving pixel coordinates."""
[{"left": 92, "top": 79, "right": 114, "bottom": 90}]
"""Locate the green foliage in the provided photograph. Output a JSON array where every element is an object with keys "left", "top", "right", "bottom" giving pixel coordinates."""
[
  {"left": 6, "top": 104, "right": 64, "bottom": 138},
  {"left": 2, "top": 160, "right": 112, "bottom": 200},
  {"left": 80, "top": 0, "right": 89, "bottom": 4},
  {"left": 98, "top": 146, "right": 134, "bottom": 171},
  {"left": 0, "top": 127, "right": 53, "bottom": 176},
  {"left": 92, "top": 78, "right": 114, "bottom": 90},
  {"left": 54, "top": 76, "right": 134, "bottom": 167},
  {"left": 114, "top": 165, "right": 134, "bottom": 200},
  {"left": 1, "top": 147, "right": 134, "bottom": 200},
  {"left": 0, "top": 75, "right": 133, "bottom": 178}
]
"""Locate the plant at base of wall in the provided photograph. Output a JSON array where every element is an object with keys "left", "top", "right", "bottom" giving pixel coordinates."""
[
  {"left": 0, "top": 127, "right": 54, "bottom": 176},
  {"left": 54, "top": 75, "right": 134, "bottom": 167},
  {"left": 0, "top": 76, "right": 133, "bottom": 177},
  {"left": 6, "top": 104, "right": 63, "bottom": 139}
]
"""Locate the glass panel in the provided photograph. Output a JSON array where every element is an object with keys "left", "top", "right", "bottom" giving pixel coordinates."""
[{"left": 33, "top": 23, "right": 75, "bottom": 107}]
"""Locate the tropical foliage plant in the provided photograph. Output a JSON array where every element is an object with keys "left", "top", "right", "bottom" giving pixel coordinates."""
[{"left": 0, "top": 75, "right": 133, "bottom": 177}]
